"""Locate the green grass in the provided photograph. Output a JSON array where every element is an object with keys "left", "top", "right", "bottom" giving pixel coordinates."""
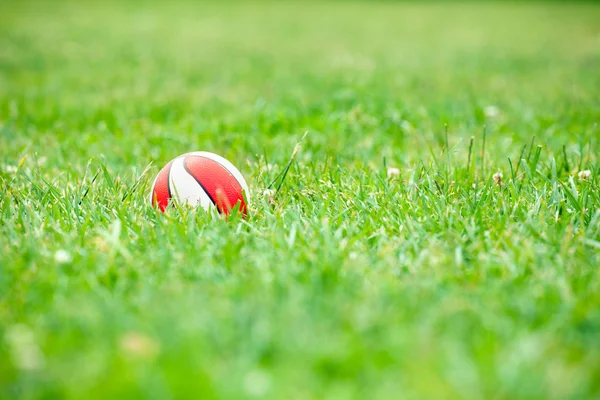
[{"left": 1, "top": 1, "right": 600, "bottom": 398}]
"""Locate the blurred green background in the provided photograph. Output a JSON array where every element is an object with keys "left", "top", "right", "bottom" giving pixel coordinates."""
[{"left": 2, "top": 1, "right": 598, "bottom": 166}]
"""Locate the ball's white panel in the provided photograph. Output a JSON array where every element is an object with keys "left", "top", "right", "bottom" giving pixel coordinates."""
[
  {"left": 183, "top": 151, "right": 251, "bottom": 202},
  {"left": 169, "top": 157, "right": 213, "bottom": 210}
]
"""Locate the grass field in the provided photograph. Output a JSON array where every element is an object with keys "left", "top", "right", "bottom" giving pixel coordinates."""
[{"left": 1, "top": 0, "right": 600, "bottom": 398}]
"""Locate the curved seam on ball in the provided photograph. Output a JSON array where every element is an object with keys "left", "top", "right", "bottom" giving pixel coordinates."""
[{"left": 182, "top": 158, "right": 218, "bottom": 208}]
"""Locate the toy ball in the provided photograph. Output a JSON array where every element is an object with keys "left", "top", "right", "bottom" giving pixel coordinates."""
[{"left": 149, "top": 151, "right": 249, "bottom": 215}]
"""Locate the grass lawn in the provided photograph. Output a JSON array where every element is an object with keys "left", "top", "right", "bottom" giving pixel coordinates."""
[{"left": 1, "top": 0, "right": 599, "bottom": 398}]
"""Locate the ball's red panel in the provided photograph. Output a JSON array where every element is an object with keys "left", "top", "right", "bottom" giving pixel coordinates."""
[
  {"left": 152, "top": 160, "right": 173, "bottom": 211},
  {"left": 183, "top": 156, "right": 247, "bottom": 215}
]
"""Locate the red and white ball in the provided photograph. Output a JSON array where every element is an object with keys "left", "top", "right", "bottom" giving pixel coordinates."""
[{"left": 149, "top": 151, "right": 250, "bottom": 215}]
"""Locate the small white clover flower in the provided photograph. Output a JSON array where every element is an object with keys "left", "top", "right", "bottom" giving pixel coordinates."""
[
  {"left": 387, "top": 167, "right": 400, "bottom": 178},
  {"left": 262, "top": 188, "right": 276, "bottom": 205},
  {"left": 4, "top": 165, "right": 18, "bottom": 174},
  {"left": 484, "top": 105, "right": 500, "bottom": 118},
  {"left": 578, "top": 170, "right": 592, "bottom": 181},
  {"left": 53, "top": 250, "right": 72, "bottom": 264},
  {"left": 493, "top": 171, "right": 503, "bottom": 186}
]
